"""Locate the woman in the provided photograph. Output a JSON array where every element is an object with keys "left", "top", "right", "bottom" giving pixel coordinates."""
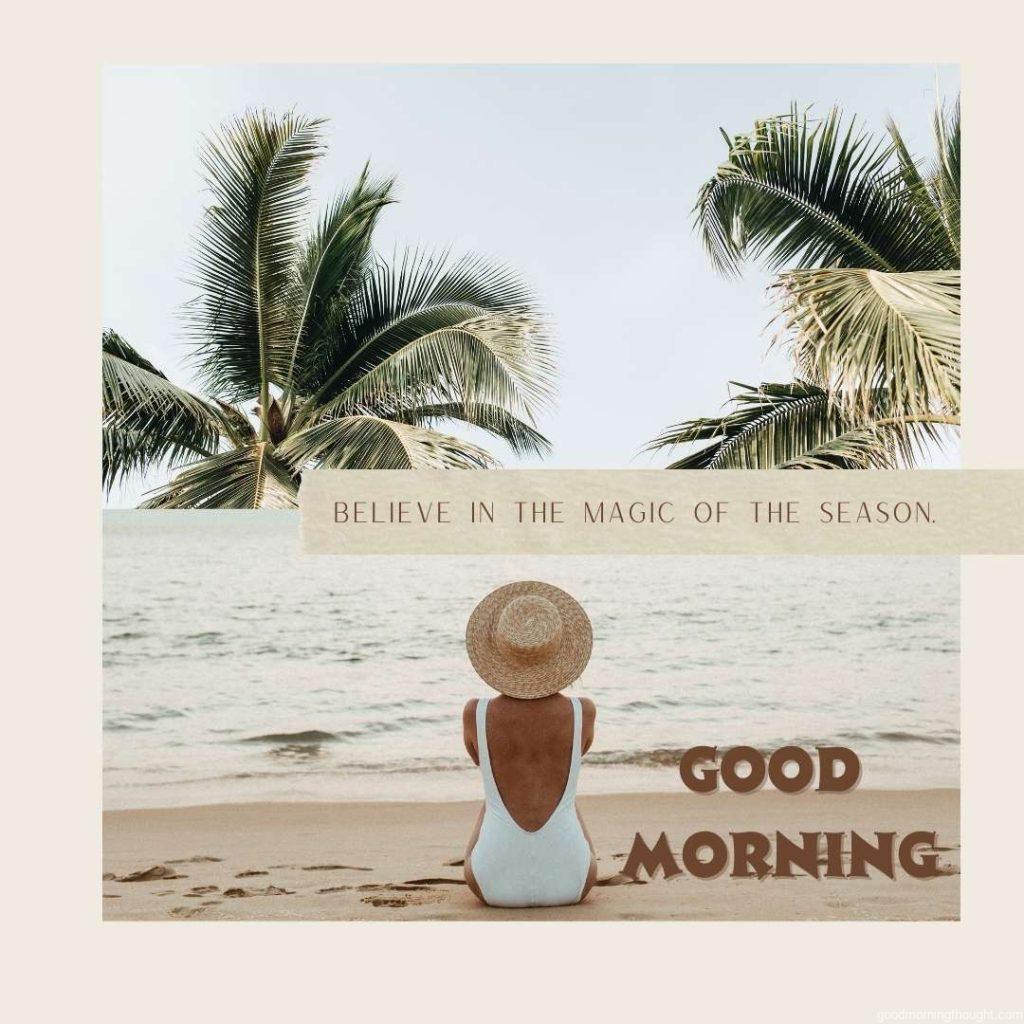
[{"left": 462, "top": 580, "right": 598, "bottom": 908}]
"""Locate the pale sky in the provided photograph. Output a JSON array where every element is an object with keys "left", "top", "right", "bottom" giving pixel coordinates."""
[{"left": 102, "top": 64, "right": 959, "bottom": 506}]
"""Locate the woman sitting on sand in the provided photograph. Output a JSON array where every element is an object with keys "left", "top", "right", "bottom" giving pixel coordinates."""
[{"left": 462, "top": 581, "right": 597, "bottom": 908}]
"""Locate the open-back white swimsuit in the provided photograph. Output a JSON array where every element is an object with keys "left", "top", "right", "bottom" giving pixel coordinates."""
[{"left": 469, "top": 696, "right": 592, "bottom": 908}]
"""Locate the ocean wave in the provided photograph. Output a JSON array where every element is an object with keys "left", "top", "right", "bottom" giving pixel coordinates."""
[
  {"left": 586, "top": 747, "right": 686, "bottom": 768},
  {"left": 241, "top": 730, "right": 339, "bottom": 744},
  {"left": 181, "top": 631, "right": 224, "bottom": 644},
  {"left": 616, "top": 695, "right": 730, "bottom": 712},
  {"left": 832, "top": 729, "right": 960, "bottom": 746},
  {"left": 104, "top": 707, "right": 188, "bottom": 730},
  {"left": 871, "top": 730, "right": 960, "bottom": 746},
  {"left": 239, "top": 714, "right": 452, "bottom": 747}
]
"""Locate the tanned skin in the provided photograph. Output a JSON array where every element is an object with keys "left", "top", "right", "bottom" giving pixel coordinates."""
[{"left": 462, "top": 693, "right": 598, "bottom": 905}]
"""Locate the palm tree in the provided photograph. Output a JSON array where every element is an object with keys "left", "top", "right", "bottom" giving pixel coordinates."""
[
  {"left": 646, "top": 100, "right": 960, "bottom": 469},
  {"left": 103, "top": 111, "right": 555, "bottom": 507}
]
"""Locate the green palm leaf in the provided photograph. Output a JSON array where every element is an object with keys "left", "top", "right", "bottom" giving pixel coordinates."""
[
  {"left": 886, "top": 103, "right": 960, "bottom": 269},
  {"left": 141, "top": 443, "right": 298, "bottom": 509},
  {"left": 276, "top": 415, "right": 497, "bottom": 470},
  {"left": 931, "top": 99, "right": 960, "bottom": 261},
  {"left": 398, "top": 401, "right": 551, "bottom": 459},
  {"left": 776, "top": 422, "right": 939, "bottom": 470},
  {"left": 645, "top": 381, "right": 949, "bottom": 469},
  {"left": 187, "top": 111, "right": 324, "bottom": 408},
  {"left": 695, "top": 106, "right": 946, "bottom": 277},
  {"left": 102, "top": 330, "right": 227, "bottom": 491},
  {"left": 296, "top": 250, "right": 555, "bottom": 426},
  {"left": 773, "top": 268, "right": 960, "bottom": 419},
  {"left": 284, "top": 166, "right": 395, "bottom": 388}
]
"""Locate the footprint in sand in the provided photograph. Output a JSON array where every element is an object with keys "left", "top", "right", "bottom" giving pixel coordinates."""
[
  {"left": 235, "top": 870, "right": 268, "bottom": 878},
  {"left": 317, "top": 886, "right": 354, "bottom": 894},
  {"left": 184, "top": 885, "right": 220, "bottom": 897},
  {"left": 301, "top": 864, "right": 373, "bottom": 872},
  {"left": 443, "top": 858, "right": 465, "bottom": 868},
  {"left": 403, "top": 877, "right": 466, "bottom": 886},
  {"left": 223, "top": 885, "right": 295, "bottom": 898},
  {"left": 117, "top": 865, "right": 188, "bottom": 882},
  {"left": 170, "top": 905, "right": 210, "bottom": 919},
  {"left": 166, "top": 856, "right": 222, "bottom": 864},
  {"left": 362, "top": 891, "right": 445, "bottom": 909}
]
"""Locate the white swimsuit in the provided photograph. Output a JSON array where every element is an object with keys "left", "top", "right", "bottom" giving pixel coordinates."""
[{"left": 469, "top": 696, "right": 592, "bottom": 908}]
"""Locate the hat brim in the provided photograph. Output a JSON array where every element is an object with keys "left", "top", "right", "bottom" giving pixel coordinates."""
[{"left": 465, "top": 581, "right": 593, "bottom": 699}]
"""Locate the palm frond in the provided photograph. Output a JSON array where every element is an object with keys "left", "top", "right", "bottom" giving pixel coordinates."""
[
  {"left": 275, "top": 415, "right": 498, "bottom": 469},
  {"left": 774, "top": 424, "right": 898, "bottom": 469},
  {"left": 140, "top": 443, "right": 298, "bottom": 509},
  {"left": 646, "top": 382, "right": 840, "bottom": 468},
  {"left": 776, "top": 419, "right": 950, "bottom": 469},
  {"left": 885, "top": 99, "right": 960, "bottom": 270},
  {"left": 187, "top": 110, "right": 324, "bottom": 403},
  {"left": 694, "top": 105, "right": 943, "bottom": 276},
  {"left": 102, "top": 330, "right": 226, "bottom": 491},
  {"left": 398, "top": 401, "right": 551, "bottom": 459},
  {"left": 284, "top": 166, "right": 396, "bottom": 388},
  {"left": 296, "top": 250, "right": 556, "bottom": 425},
  {"left": 773, "top": 268, "right": 960, "bottom": 419},
  {"left": 644, "top": 381, "right": 949, "bottom": 469},
  {"left": 933, "top": 98, "right": 960, "bottom": 261}
]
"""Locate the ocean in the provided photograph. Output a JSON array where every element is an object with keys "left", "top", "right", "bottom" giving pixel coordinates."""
[{"left": 103, "top": 511, "right": 960, "bottom": 808}]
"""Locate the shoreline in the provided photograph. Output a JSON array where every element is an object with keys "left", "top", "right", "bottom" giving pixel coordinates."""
[{"left": 104, "top": 789, "right": 959, "bottom": 921}]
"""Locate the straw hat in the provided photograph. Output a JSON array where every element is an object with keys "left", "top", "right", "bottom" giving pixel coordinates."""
[{"left": 465, "top": 581, "right": 593, "bottom": 699}]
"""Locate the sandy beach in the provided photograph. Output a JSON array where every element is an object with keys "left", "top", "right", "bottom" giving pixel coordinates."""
[{"left": 103, "top": 788, "right": 959, "bottom": 921}]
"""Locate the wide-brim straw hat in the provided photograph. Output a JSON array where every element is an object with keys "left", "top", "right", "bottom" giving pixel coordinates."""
[{"left": 465, "top": 581, "right": 592, "bottom": 699}]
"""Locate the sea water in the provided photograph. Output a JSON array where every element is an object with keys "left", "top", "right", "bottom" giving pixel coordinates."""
[{"left": 103, "top": 511, "right": 959, "bottom": 808}]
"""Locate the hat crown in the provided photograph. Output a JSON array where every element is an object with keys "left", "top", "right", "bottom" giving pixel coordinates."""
[{"left": 494, "top": 594, "right": 563, "bottom": 662}]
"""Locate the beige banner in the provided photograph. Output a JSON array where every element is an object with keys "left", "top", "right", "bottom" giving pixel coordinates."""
[{"left": 299, "top": 470, "right": 1024, "bottom": 555}]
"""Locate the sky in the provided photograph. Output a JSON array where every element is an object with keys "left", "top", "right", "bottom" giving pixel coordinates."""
[{"left": 102, "top": 63, "right": 960, "bottom": 506}]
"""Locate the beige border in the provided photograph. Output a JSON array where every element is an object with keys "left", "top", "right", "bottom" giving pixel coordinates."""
[{"left": 9, "top": 9, "right": 1024, "bottom": 1023}]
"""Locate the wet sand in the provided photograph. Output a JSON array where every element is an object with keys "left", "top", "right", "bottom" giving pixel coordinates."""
[{"left": 103, "top": 789, "right": 959, "bottom": 921}]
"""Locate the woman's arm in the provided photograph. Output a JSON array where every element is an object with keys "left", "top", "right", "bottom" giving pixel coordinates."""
[{"left": 462, "top": 698, "right": 480, "bottom": 765}]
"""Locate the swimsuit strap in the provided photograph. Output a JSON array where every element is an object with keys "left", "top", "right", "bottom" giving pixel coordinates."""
[
  {"left": 560, "top": 695, "right": 583, "bottom": 806},
  {"left": 475, "top": 696, "right": 502, "bottom": 809}
]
